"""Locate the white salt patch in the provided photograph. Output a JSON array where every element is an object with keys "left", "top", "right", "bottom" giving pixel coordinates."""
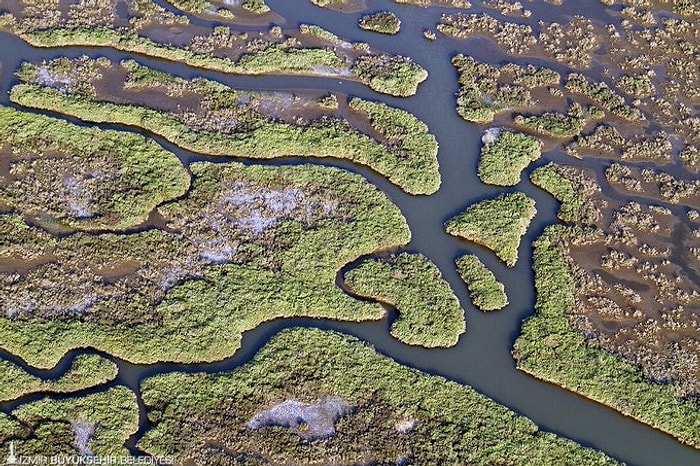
[
  {"left": 481, "top": 127, "right": 502, "bottom": 145},
  {"left": 72, "top": 421, "right": 95, "bottom": 457},
  {"left": 248, "top": 397, "right": 352, "bottom": 440}
]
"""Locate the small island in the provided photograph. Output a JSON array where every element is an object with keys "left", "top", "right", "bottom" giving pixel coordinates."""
[
  {"left": 478, "top": 129, "right": 542, "bottom": 186},
  {"left": 456, "top": 254, "right": 508, "bottom": 311},
  {"left": 359, "top": 12, "right": 402, "bottom": 35},
  {"left": 445, "top": 192, "right": 536, "bottom": 267}
]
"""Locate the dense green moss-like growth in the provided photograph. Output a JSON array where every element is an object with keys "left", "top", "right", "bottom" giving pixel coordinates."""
[
  {"left": 478, "top": 130, "right": 542, "bottom": 186},
  {"left": 0, "top": 161, "right": 410, "bottom": 369},
  {"left": 139, "top": 328, "right": 620, "bottom": 465},
  {"left": 0, "top": 355, "right": 117, "bottom": 402},
  {"left": 344, "top": 253, "right": 465, "bottom": 347},
  {"left": 359, "top": 12, "right": 402, "bottom": 34},
  {"left": 446, "top": 193, "right": 536, "bottom": 267},
  {"left": 0, "top": 106, "right": 189, "bottom": 231},
  {"left": 529, "top": 162, "right": 602, "bottom": 224},
  {"left": 455, "top": 254, "right": 508, "bottom": 311},
  {"left": 0, "top": 387, "right": 138, "bottom": 456},
  {"left": 12, "top": 59, "right": 439, "bottom": 194},
  {"left": 513, "top": 226, "right": 700, "bottom": 448}
]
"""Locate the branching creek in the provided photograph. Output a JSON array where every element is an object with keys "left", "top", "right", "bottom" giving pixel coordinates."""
[{"left": 1, "top": 0, "right": 699, "bottom": 464}]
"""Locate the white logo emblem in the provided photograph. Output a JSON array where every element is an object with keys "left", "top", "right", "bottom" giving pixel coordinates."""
[{"left": 6, "top": 441, "right": 18, "bottom": 465}]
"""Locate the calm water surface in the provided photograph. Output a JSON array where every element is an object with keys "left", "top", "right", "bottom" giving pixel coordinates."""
[{"left": 0, "top": 1, "right": 699, "bottom": 464}]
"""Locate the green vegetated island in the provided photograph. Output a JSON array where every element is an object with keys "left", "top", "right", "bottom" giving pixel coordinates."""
[
  {"left": 0, "top": 0, "right": 427, "bottom": 97},
  {"left": 359, "top": 12, "right": 402, "bottom": 35},
  {"left": 478, "top": 129, "right": 542, "bottom": 186},
  {"left": 446, "top": 192, "right": 537, "bottom": 267},
  {"left": 456, "top": 254, "right": 508, "bottom": 311},
  {"left": 344, "top": 253, "right": 465, "bottom": 347},
  {"left": 138, "top": 328, "right": 620, "bottom": 465},
  {"left": 11, "top": 56, "right": 440, "bottom": 195},
  {"left": 0, "top": 105, "right": 417, "bottom": 368}
]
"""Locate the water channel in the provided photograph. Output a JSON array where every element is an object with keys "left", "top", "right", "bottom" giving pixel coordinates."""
[{"left": 1, "top": 1, "right": 699, "bottom": 464}]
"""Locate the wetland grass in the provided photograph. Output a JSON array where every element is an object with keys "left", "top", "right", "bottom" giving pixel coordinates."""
[
  {"left": 0, "top": 387, "right": 138, "bottom": 456},
  {"left": 344, "top": 253, "right": 465, "bottom": 347},
  {"left": 514, "top": 226, "right": 700, "bottom": 449},
  {"left": 359, "top": 12, "right": 401, "bottom": 35},
  {"left": 11, "top": 59, "right": 439, "bottom": 195},
  {"left": 445, "top": 192, "right": 536, "bottom": 267},
  {"left": 0, "top": 161, "right": 410, "bottom": 369},
  {"left": 478, "top": 130, "right": 542, "bottom": 186},
  {"left": 0, "top": 105, "right": 189, "bottom": 232},
  {"left": 0, "top": 355, "right": 117, "bottom": 403},
  {"left": 138, "top": 328, "right": 620, "bottom": 465},
  {"left": 455, "top": 254, "right": 508, "bottom": 311}
]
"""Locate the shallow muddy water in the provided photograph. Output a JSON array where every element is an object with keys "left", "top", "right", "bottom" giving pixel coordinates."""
[{"left": 1, "top": 0, "right": 700, "bottom": 464}]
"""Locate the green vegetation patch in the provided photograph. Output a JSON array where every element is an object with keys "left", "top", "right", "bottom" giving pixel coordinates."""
[
  {"left": 12, "top": 59, "right": 439, "bottom": 194},
  {"left": 352, "top": 54, "right": 428, "bottom": 98},
  {"left": 514, "top": 109, "right": 587, "bottom": 139},
  {"left": 139, "top": 328, "right": 620, "bottom": 465},
  {"left": 359, "top": 12, "right": 402, "bottom": 35},
  {"left": 164, "top": 0, "right": 270, "bottom": 17},
  {"left": 1, "top": 387, "right": 138, "bottom": 456},
  {"left": 455, "top": 254, "right": 508, "bottom": 311},
  {"left": 0, "top": 354, "right": 117, "bottom": 402},
  {"left": 478, "top": 130, "right": 542, "bottom": 186},
  {"left": 446, "top": 192, "right": 536, "bottom": 267},
  {"left": 530, "top": 162, "right": 602, "bottom": 225},
  {"left": 513, "top": 226, "right": 700, "bottom": 448},
  {"left": 344, "top": 253, "right": 465, "bottom": 347},
  {"left": 0, "top": 106, "right": 189, "bottom": 231},
  {"left": 0, "top": 161, "right": 410, "bottom": 368}
]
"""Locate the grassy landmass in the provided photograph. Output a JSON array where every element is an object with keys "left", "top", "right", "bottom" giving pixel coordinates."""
[
  {"left": 352, "top": 54, "right": 428, "bottom": 97},
  {"left": 11, "top": 61, "right": 439, "bottom": 194},
  {"left": 359, "top": 12, "right": 402, "bottom": 35},
  {"left": 513, "top": 226, "right": 700, "bottom": 448},
  {"left": 455, "top": 254, "right": 508, "bottom": 311},
  {"left": 0, "top": 106, "right": 189, "bottom": 231},
  {"left": 343, "top": 253, "right": 465, "bottom": 347},
  {"left": 530, "top": 163, "right": 585, "bottom": 223},
  {"left": 445, "top": 193, "right": 536, "bottom": 267},
  {"left": 138, "top": 328, "right": 619, "bottom": 465},
  {"left": 0, "top": 387, "right": 138, "bottom": 456},
  {"left": 0, "top": 354, "right": 117, "bottom": 402},
  {"left": 0, "top": 161, "right": 410, "bottom": 369},
  {"left": 478, "top": 130, "right": 542, "bottom": 186}
]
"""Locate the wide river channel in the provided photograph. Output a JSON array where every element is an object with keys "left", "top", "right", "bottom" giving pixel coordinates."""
[{"left": 1, "top": 0, "right": 699, "bottom": 464}]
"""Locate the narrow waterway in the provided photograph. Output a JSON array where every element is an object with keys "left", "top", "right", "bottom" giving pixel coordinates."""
[{"left": 1, "top": 1, "right": 699, "bottom": 464}]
